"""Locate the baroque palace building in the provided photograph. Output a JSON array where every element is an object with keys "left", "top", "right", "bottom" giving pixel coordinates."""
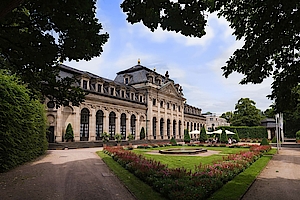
[{"left": 46, "top": 61, "right": 206, "bottom": 142}]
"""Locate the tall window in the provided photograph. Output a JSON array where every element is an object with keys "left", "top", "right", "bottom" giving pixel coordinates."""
[
  {"left": 173, "top": 120, "right": 176, "bottom": 138},
  {"left": 80, "top": 108, "right": 89, "bottom": 141},
  {"left": 120, "top": 113, "right": 126, "bottom": 139},
  {"left": 167, "top": 119, "right": 171, "bottom": 139},
  {"left": 153, "top": 98, "right": 156, "bottom": 106},
  {"left": 160, "top": 101, "right": 164, "bottom": 108},
  {"left": 121, "top": 90, "right": 125, "bottom": 98},
  {"left": 109, "top": 112, "right": 116, "bottom": 139},
  {"left": 194, "top": 123, "right": 196, "bottom": 131},
  {"left": 97, "top": 84, "right": 102, "bottom": 92},
  {"left": 160, "top": 118, "right": 164, "bottom": 139},
  {"left": 187, "top": 122, "right": 189, "bottom": 132},
  {"left": 153, "top": 117, "right": 157, "bottom": 139},
  {"left": 83, "top": 80, "right": 88, "bottom": 89},
  {"left": 130, "top": 115, "right": 136, "bottom": 138},
  {"left": 178, "top": 120, "right": 182, "bottom": 139},
  {"left": 96, "top": 110, "right": 104, "bottom": 140}
]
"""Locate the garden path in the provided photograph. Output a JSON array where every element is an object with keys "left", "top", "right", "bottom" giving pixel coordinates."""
[
  {"left": 0, "top": 148, "right": 136, "bottom": 200},
  {"left": 242, "top": 148, "right": 300, "bottom": 200}
]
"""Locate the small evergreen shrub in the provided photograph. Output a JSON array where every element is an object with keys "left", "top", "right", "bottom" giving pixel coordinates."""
[
  {"left": 296, "top": 130, "right": 300, "bottom": 140},
  {"left": 260, "top": 138, "right": 269, "bottom": 145},
  {"left": 271, "top": 137, "right": 277, "bottom": 143},
  {"left": 65, "top": 123, "right": 74, "bottom": 142},
  {"left": 184, "top": 129, "right": 191, "bottom": 143},
  {"left": 220, "top": 129, "right": 228, "bottom": 143},
  {"left": 199, "top": 127, "right": 207, "bottom": 142},
  {"left": 233, "top": 129, "right": 240, "bottom": 142},
  {"left": 170, "top": 137, "right": 177, "bottom": 146},
  {"left": 140, "top": 127, "right": 146, "bottom": 140}
]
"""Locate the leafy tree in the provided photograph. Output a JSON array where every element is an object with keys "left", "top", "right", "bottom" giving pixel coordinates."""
[
  {"left": 199, "top": 127, "right": 207, "bottom": 142},
  {"left": 65, "top": 123, "right": 74, "bottom": 142},
  {"left": 263, "top": 107, "right": 276, "bottom": 119},
  {"left": 121, "top": 1, "right": 300, "bottom": 113},
  {"left": 220, "top": 111, "right": 233, "bottom": 123},
  {"left": 184, "top": 129, "right": 191, "bottom": 143},
  {"left": 220, "top": 129, "right": 228, "bottom": 143},
  {"left": 1, "top": 0, "right": 108, "bottom": 107},
  {"left": 231, "top": 98, "right": 263, "bottom": 126}
]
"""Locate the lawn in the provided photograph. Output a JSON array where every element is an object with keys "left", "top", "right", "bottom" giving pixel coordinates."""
[{"left": 132, "top": 146, "right": 249, "bottom": 172}]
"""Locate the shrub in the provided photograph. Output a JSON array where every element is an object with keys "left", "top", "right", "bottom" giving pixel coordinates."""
[
  {"left": 114, "top": 133, "right": 122, "bottom": 143},
  {"left": 170, "top": 137, "right": 177, "bottom": 146},
  {"left": 199, "top": 127, "right": 207, "bottom": 142},
  {"left": 233, "top": 129, "right": 240, "bottom": 142},
  {"left": 296, "top": 130, "right": 300, "bottom": 140},
  {"left": 0, "top": 71, "right": 48, "bottom": 172},
  {"left": 65, "top": 123, "right": 74, "bottom": 142},
  {"left": 140, "top": 127, "right": 146, "bottom": 140},
  {"left": 260, "top": 138, "right": 269, "bottom": 145},
  {"left": 220, "top": 129, "right": 228, "bottom": 143},
  {"left": 184, "top": 129, "right": 191, "bottom": 143},
  {"left": 271, "top": 137, "right": 277, "bottom": 143},
  {"left": 102, "top": 132, "right": 110, "bottom": 143}
]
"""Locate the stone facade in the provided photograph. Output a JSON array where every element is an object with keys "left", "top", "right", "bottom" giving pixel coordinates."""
[
  {"left": 46, "top": 62, "right": 206, "bottom": 142},
  {"left": 203, "top": 113, "right": 230, "bottom": 131}
]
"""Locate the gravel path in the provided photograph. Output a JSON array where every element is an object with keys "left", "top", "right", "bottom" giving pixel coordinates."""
[
  {"left": 242, "top": 148, "right": 300, "bottom": 200},
  {"left": 0, "top": 148, "right": 136, "bottom": 200}
]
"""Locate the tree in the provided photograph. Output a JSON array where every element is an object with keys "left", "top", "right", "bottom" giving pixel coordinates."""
[
  {"left": 220, "top": 111, "right": 233, "bottom": 123},
  {"left": 211, "top": 1, "right": 300, "bottom": 113},
  {"left": 121, "top": 1, "right": 300, "bottom": 113},
  {"left": 65, "top": 123, "right": 74, "bottom": 142},
  {"left": 199, "top": 127, "right": 207, "bottom": 142},
  {"left": 231, "top": 98, "right": 263, "bottom": 126},
  {"left": 263, "top": 107, "right": 275, "bottom": 119},
  {"left": 1, "top": 0, "right": 108, "bottom": 107}
]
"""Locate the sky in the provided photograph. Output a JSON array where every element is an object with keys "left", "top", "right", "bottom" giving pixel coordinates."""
[{"left": 66, "top": 0, "right": 273, "bottom": 115}]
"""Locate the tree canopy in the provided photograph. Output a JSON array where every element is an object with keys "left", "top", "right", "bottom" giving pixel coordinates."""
[
  {"left": 2, "top": 0, "right": 299, "bottom": 112},
  {"left": 0, "top": 0, "right": 108, "bottom": 107},
  {"left": 121, "top": 0, "right": 300, "bottom": 113},
  {"left": 231, "top": 98, "right": 263, "bottom": 126},
  {"left": 220, "top": 111, "right": 233, "bottom": 123}
]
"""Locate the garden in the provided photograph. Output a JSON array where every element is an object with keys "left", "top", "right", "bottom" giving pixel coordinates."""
[{"left": 98, "top": 143, "right": 274, "bottom": 200}]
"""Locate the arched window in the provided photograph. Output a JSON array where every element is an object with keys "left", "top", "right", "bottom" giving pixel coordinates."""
[
  {"left": 130, "top": 114, "right": 136, "bottom": 138},
  {"left": 173, "top": 120, "right": 176, "bottom": 138},
  {"left": 160, "top": 118, "right": 164, "bottom": 139},
  {"left": 178, "top": 120, "right": 182, "bottom": 139},
  {"left": 153, "top": 117, "right": 157, "bottom": 139},
  {"left": 109, "top": 112, "right": 116, "bottom": 139},
  {"left": 120, "top": 113, "right": 126, "bottom": 139},
  {"left": 96, "top": 110, "right": 104, "bottom": 140},
  {"left": 187, "top": 122, "right": 189, "bottom": 131},
  {"left": 194, "top": 123, "right": 196, "bottom": 131},
  {"left": 167, "top": 119, "right": 171, "bottom": 139},
  {"left": 80, "top": 108, "right": 89, "bottom": 141}
]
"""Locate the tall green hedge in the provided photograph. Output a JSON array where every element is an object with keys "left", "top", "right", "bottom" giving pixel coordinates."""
[
  {"left": 0, "top": 71, "right": 48, "bottom": 172},
  {"left": 217, "top": 126, "right": 267, "bottom": 139}
]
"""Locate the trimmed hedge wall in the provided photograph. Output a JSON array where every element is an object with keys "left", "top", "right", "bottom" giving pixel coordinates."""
[
  {"left": 217, "top": 126, "right": 267, "bottom": 139},
  {"left": 0, "top": 71, "right": 48, "bottom": 172}
]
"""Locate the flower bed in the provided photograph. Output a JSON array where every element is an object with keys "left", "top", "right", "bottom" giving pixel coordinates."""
[{"left": 103, "top": 145, "right": 270, "bottom": 200}]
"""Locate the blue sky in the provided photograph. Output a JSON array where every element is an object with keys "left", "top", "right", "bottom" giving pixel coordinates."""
[{"left": 66, "top": 0, "right": 273, "bottom": 115}]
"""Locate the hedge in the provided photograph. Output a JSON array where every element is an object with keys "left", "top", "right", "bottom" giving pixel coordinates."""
[
  {"left": 0, "top": 71, "right": 48, "bottom": 172},
  {"left": 217, "top": 126, "right": 267, "bottom": 139}
]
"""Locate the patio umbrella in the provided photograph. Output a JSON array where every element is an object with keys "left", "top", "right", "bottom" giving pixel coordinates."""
[{"left": 211, "top": 129, "right": 235, "bottom": 135}]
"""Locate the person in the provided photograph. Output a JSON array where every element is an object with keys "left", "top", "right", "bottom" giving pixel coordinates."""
[{"left": 228, "top": 138, "right": 232, "bottom": 145}]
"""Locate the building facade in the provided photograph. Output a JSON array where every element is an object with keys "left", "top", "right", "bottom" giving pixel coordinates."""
[
  {"left": 46, "top": 62, "right": 206, "bottom": 142},
  {"left": 203, "top": 113, "right": 230, "bottom": 132}
]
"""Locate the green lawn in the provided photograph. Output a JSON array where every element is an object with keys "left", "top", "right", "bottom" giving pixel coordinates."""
[
  {"left": 133, "top": 146, "right": 249, "bottom": 172},
  {"left": 97, "top": 146, "right": 275, "bottom": 200}
]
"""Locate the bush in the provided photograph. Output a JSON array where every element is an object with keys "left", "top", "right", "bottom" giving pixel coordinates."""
[
  {"left": 220, "top": 129, "right": 228, "bottom": 143},
  {"left": 271, "top": 137, "right": 277, "bottom": 143},
  {"left": 260, "top": 138, "right": 269, "bottom": 145},
  {"left": 233, "top": 129, "right": 240, "bottom": 142},
  {"left": 184, "top": 129, "right": 191, "bottom": 143},
  {"left": 0, "top": 71, "right": 48, "bottom": 172},
  {"left": 296, "top": 130, "right": 300, "bottom": 140},
  {"left": 218, "top": 126, "right": 267, "bottom": 139},
  {"left": 65, "top": 123, "right": 74, "bottom": 142},
  {"left": 170, "top": 137, "right": 177, "bottom": 146},
  {"left": 199, "top": 127, "right": 207, "bottom": 142},
  {"left": 140, "top": 127, "right": 146, "bottom": 140}
]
